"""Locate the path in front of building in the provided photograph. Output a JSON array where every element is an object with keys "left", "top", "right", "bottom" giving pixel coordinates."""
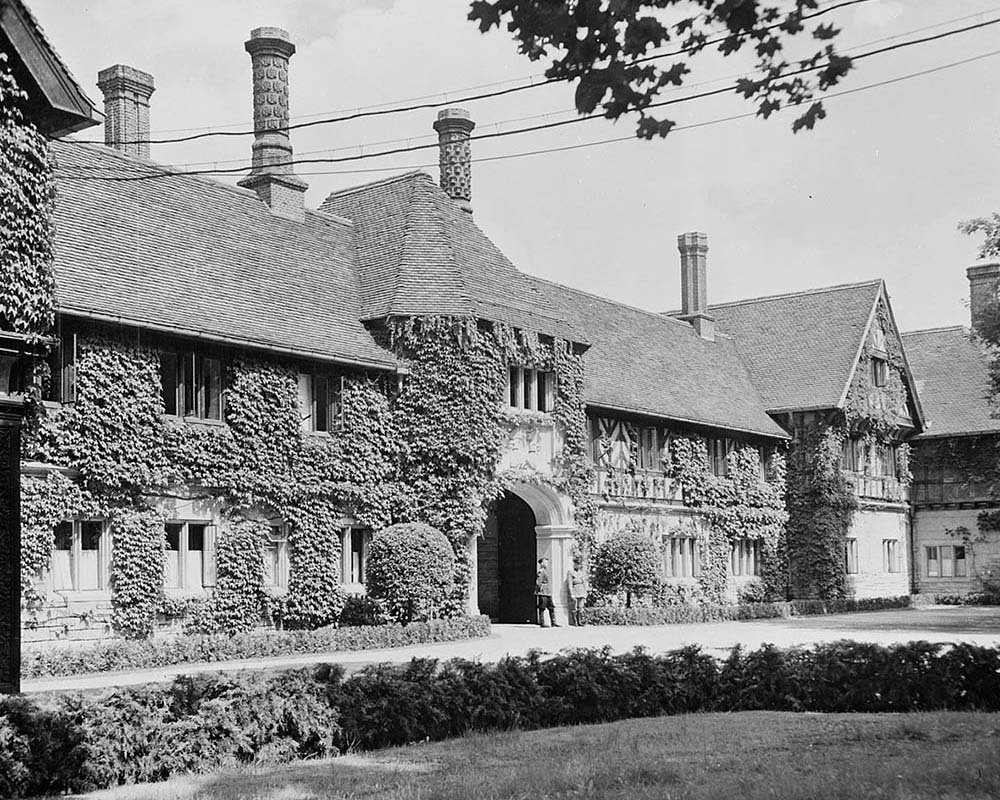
[{"left": 21, "top": 605, "right": 1000, "bottom": 695}]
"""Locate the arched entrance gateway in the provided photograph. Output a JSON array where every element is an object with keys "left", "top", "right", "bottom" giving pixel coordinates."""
[{"left": 474, "top": 483, "right": 575, "bottom": 625}]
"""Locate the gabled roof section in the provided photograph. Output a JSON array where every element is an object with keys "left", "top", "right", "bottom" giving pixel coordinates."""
[
  {"left": 902, "top": 326, "right": 1000, "bottom": 439},
  {"left": 1, "top": 0, "right": 101, "bottom": 135},
  {"left": 527, "top": 277, "right": 788, "bottom": 439},
  {"left": 50, "top": 140, "right": 396, "bottom": 369},
  {"left": 707, "top": 281, "right": 884, "bottom": 412},
  {"left": 319, "top": 172, "right": 578, "bottom": 342}
]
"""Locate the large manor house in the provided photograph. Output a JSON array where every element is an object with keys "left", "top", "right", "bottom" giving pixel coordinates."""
[{"left": 6, "top": 4, "right": 1000, "bottom": 641}]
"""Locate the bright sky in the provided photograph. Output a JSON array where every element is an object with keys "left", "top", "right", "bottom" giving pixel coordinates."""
[{"left": 27, "top": 0, "right": 1000, "bottom": 332}]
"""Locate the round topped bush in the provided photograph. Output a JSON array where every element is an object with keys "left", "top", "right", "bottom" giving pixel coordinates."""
[
  {"left": 365, "top": 523, "right": 455, "bottom": 624},
  {"left": 590, "top": 531, "right": 661, "bottom": 608}
]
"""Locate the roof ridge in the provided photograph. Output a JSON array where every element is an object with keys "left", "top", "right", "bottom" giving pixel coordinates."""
[
  {"left": 902, "top": 324, "right": 968, "bottom": 336},
  {"left": 708, "top": 279, "right": 884, "bottom": 310},
  {"left": 59, "top": 139, "right": 356, "bottom": 228},
  {"left": 527, "top": 274, "right": 698, "bottom": 332},
  {"left": 319, "top": 170, "right": 432, "bottom": 206}
]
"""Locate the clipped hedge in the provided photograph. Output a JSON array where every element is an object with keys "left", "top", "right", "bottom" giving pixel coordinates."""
[
  {"left": 3, "top": 640, "right": 1000, "bottom": 797},
  {"left": 581, "top": 594, "right": 916, "bottom": 626},
  {"left": 21, "top": 615, "right": 491, "bottom": 680}
]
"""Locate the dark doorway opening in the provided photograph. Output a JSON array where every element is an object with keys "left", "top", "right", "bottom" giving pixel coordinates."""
[{"left": 479, "top": 491, "right": 537, "bottom": 624}]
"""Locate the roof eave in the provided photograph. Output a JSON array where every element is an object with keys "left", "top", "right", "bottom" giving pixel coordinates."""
[{"left": 586, "top": 400, "right": 790, "bottom": 440}]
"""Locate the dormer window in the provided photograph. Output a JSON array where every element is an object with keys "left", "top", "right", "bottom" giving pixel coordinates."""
[
  {"left": 871, "top": 356, "right": 888, "bottom": 388},
  {"left": 507, "top": 367, "right": 554, "bottom": 412}
]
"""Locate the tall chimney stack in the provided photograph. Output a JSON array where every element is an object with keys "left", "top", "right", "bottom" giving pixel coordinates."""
[
  {"left": 968, "top": 262, "right": 1000, "bottom": 335},
  {"left": 97, "top": 65, "right": 154, "bottom": 159},
  {"left": 433, "top": 108, "right": 475, "bottom": 213},
  {"left": 677, "top": 232, "right": 714, "bottom": 340},
  {"left": 237, "top": 27, "right": 307, "bottom": 221}
]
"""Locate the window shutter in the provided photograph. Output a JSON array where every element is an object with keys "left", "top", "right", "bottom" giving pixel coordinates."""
[
  {"left": 297, "top": 373, "right": 312, "bottom": 430},
  {"left": 203, "top": 525, "right": 217, "bottom": 587}
]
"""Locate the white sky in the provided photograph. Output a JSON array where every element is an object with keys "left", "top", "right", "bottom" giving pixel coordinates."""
[{"left": 28, "top": 0, "right": 1000, "bottom": 332}]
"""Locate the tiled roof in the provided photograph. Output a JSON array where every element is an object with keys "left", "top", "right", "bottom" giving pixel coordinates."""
[
  {"left": 526, "top": 278, "right": 788, "bottom": 438},
  {"left": 319, "top": 172, "right": 578, "bottom": 341},
  {"left": 707, "top": 281, "right": 883, "bottom": 412},
  {"left": 50, "top": 140, "right": 396, "bottom": 369},
  {"left": 902, "top": 326, "right": 1000, "bottom": 438}
]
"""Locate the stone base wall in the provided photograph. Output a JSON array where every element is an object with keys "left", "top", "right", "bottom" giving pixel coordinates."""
[
  {"left": 23, "top": 593, "right": 114, "bottom": 644},
  {"left": 845, "top": 506, "right": 910, "bottom": 599},
  {"left": 912, "top": 506, "right": 1000, "bottom": 595}
]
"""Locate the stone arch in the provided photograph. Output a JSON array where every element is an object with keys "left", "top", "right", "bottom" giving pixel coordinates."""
[{"left": 505, "top": 481, "right": 574, "bottom": 529}]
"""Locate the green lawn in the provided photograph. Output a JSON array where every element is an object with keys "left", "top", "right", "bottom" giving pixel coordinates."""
[{"left": 74, "top": 711, "right": 1000, "bottom": 800}]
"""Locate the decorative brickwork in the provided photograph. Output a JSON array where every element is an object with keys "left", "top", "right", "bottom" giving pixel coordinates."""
[
  {"left": 96, "top": 64, "right": 154, "bottom": 159},
  {"left": 434, "top": 108, "right": 475, "bottom": 212}
]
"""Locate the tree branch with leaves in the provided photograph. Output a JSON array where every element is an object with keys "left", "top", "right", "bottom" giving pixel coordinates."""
[{"left": 469, "top": 0, "right": 856, "bottom": 138}]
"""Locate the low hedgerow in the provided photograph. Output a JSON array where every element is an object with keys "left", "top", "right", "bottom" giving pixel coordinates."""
[
  {"left": 581, "top": 595, "right": 915, "bottom": 625},
  {"left": 21, "top": 615, "right": 491, "bottom": 680},
  {"left": 3, "top": 640, "right": 1000, "bottom": 797}
]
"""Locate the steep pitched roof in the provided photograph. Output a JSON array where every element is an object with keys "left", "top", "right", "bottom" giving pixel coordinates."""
[
  {"left": 527, "top": 277, "right": 788, "bottom": 438},
  {"left": 902, "top": 326, "right": 1000, "bottom": 438},
  {"left": 707, "top": 281, "right": 884, "bottom": 412},
  {"left": 319, "top": 172, "right": 578, "bottom": 342},
  {"left": 1, "top": 0, "right": 101, "bottom": 135},
  {"left": 50, "top": 140, "right": 396, "bottom": 369}
]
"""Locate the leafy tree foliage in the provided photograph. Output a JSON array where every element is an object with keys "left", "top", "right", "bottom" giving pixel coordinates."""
[
  {"left": 469, "top": 0, "right": 854, "bottom": 138},
  {"left": 590, "top": 530, "right": 660, "bottom": 607},
  {"left": 366, "top": 523, "right": 456, "bottom": 624}
]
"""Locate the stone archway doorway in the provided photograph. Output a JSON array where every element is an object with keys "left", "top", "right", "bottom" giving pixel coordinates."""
[{"left": 475, "top": 482, "right": 576, "bottom": 625}]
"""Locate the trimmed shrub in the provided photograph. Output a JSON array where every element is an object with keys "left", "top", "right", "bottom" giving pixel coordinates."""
[
  {"left": 22, "top": 615, "right": 491, "bottom": 680},
  {"left": 581, "top": 594, "right": 914, "bottom": 625},
  {"left": 590, "top": 531, "right": 660, "bottom": 607},
  {"left": 366, "top": 523, "right": 454, "bottom": 624},
  {"left": 5, "top": 640, "right": 1000, "bottom": 796}
]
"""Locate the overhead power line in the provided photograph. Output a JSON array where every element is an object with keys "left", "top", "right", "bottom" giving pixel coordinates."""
[
  {"left": 69, "top": 0, "right": 872, "bottom": 147},
  {"left": 55, "top": 17, "right": 1000, "bottom": 182}
]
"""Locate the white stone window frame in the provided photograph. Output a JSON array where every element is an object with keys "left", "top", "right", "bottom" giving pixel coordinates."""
[
  {"left": 730, "top": 538, "right": 762, "bottom": 577},
  {"left": 883, "top": 539, "right": 902, "bottom": 573},
  {"left": 262, "top": 522, "right": 290, "bottom": 590},
  {"left": 163, "top": 520, "right": 216, "bottom": 592},
  {"left": 340, "top": 526, "right": 371, "bottom": 590},
  {"left": 925, "top": 544, "right": 967, "bottom": 578},
  {"left": 663, "top": 536, "right": 700, "bottom": 579},
  {"left": 50, "top": 518, "right": 110, "bottom": 594}
]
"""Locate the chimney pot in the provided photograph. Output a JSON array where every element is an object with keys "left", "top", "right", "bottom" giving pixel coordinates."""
[
  {"left": 237, "top": 27, "right": 307, "bottom": 221},
  {"left": 677, "top": 231, "right": 714, "bottom": 340},
  {"left": 97, "top": 64, "right": 154, "bottom": 159},
  {"left": 434, "top": 107, "right": 475, "bottom": 213},
  {"left": 968, "top": 261, "right": 1000, "bottom": 334}
]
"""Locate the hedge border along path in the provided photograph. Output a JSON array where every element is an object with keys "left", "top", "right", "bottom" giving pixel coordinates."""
[
  {"left": 2, "top": 641, "right": 999, "bottom": 798},
  {"left": 20, "top": 615, "right": 491, "bottom": 680}
]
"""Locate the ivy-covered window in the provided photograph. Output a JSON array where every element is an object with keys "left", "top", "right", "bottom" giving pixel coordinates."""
[
  {"left": 925, "top": 545, "right": 966, "bottom": 578},
  {"left": 161, "top": 351, "right": 224, "bottom": 421},
  {"left": 883, "top": 539, "right": 901, "bottom": 573},
  {"left": 46, "top": 330, "right": 77, "bottom": 403},
  {"left": 164, "top": 522, "right": 215, "bottom": 590},
  {"left": 263, "top": 525, "right": 288, "bottom": 589},
  {"left": 664, "top": 536, "right": 699, "bottom": 578},
  {"left": 507, "top": 366, "right": 554, "bottom": 412},
  {"left": 730, "top": 538, "right": 761, "bottom": 577},
  {"left": 706, "top": 437, "right": 733, "bottom": 477},
  {"left": 341, "top": 527, "right": 371, "bottom": 586},
  {"left": 845, "top": 538, "right": 859, "bottom": 574},
  {"left": 297, "top": 372, "right": 344, "bottom": 433},
  {"left": 51, "top": 519, "right": 107, "bottom": 591},
  {"left": 871, "top": 356, "right": 889, "bottom": 387}
]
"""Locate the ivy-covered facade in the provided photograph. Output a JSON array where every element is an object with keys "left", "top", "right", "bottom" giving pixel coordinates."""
[{"left": 12, "top": 17, "right": 1000, "bottom": 644}]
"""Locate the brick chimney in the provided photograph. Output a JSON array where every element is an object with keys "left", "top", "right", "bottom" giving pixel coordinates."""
[
  {"left": 236, "top": 27, "right": 307, "bottom": 222},
  {"left": 97, "top": 65, "right": 154, "bottom": 159},
  {"left": 968, "top": 262, "right": 1000, "bottom": 334},
  {"left": 677, "top": 232, "right": 714, "bottom": 340},
  {"left": 433, "top": 108, "right": 475, "bottom": 213}
]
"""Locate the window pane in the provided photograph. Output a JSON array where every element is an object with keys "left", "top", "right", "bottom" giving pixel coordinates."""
[
  {"left": 161, "top": 352, "right": 178, "bottom": 415},
  {"left": 941, "top": 545, "right": 954, "bottom": 577},
  {"left": 54, "top": 521, "right": 73, "bottom": 550},
  {"left": 955, "top": 546, "right": 967, "bottom": 577},
  {"left": 926, "top": 546, "right": 939, "bottom": 577},
  {"left": 537, "top": 371, "right": 547, "bottom": 412},
  {"left": 183, "top": 353, "right": 196, "bottom": 416},
  {"left": 330, "top": 377, "right": 344, "bottom": 431},
  {"left": 202, "top": 357, "right": 222, "bottom": 420},
  {"left": 351, "top": 528, "right": 368, "bottom": 584},
  {"left": 314, "top": 374, "right": 329, "bottom": 432},
  {"left": 508, "top": 367, "right": 519, "bottom": 407},
  {"left": 164, "top": 524, "right": 182, "bottom": 588},
  {"left": 524, "top": 369, "right": 536, "bottom": 411},
  {"left": 52, "top": 521, "right": 73, "bottom": 590}
]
